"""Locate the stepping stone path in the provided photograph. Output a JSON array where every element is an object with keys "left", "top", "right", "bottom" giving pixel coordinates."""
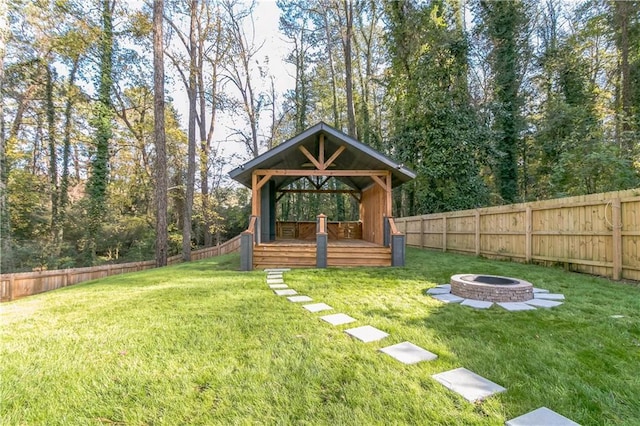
[
  {"left": 427, "top": 283, "right": 565, "bottom": 311},
  {"left": 535, "top": 293, "right": 565, "bottom": 300},
  {"left": 303, "top": 303, "right": 333, "bottom": 313},
  {"left": 288, "top": 295, "right": 312, "bottom": 303},
  {"left": 505, "top": 407, "right": 581, "bottom": 426},
  {"left": 498, "top": 302, "right": 537, "bottom": 312},
  {"left": 269, "top": 284, "right": 288, "bottom": 289},
  {"left": 461, "top": 299, "right": 493, "bottom": 309},
  {"left": 432, "top": 294, "right": 464, "bottom": 303},
  {"left": 525, "top": 298, "right": 563, "bottom": 308},
  {"left": 345, "top": 325, "right": 389, "bottom": 343},
  {"left": 426, "top": 287, "right": 451, "bottom": 295},
  {"left": 379, "top": 341, "right": 437, "bottom": 364},
  {"left": 432, "top": 367, "right": 506, "bottom": 403},
  {"left": 263, "top": 269, "right": 579, "bottom": 425},
  {"left": 321, "top": 313, "right": 356, "bottom": 326}
]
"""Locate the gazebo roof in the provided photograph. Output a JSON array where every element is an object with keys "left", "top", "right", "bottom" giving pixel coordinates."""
[{"left": 228, "top": 122, "right": 416, "bottom": 190}]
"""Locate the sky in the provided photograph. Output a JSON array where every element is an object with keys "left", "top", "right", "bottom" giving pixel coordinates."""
[{"left": 168, "top": 0, "right": 295, "bottom": 174}]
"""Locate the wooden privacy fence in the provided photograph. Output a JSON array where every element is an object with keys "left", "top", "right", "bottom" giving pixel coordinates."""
[
  {"left": 394, "top": 189, "right": 640, "bottom": 282},
  {"left": 0, "top": 235, "right": 242, "bottom": 302}
]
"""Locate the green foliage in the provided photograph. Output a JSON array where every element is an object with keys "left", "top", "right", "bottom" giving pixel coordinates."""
[
  {"left": 386, "top": 0, "right": 490, "bottom": 214},
  {"left": 85, "top": 0, "right": 115, "bottom": 264},
  {"left": 477, "top": 0, "right": 529, "bottom": 204}
]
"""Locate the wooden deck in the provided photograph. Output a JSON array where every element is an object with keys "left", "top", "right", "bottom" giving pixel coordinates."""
[{"left": 254, "top": 238, "right": 391, "bottom": 269}]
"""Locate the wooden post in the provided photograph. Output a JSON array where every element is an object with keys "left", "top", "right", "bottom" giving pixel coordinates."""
[
  {"left": 420, "top": 217, "right": 425, "bottom": 249},
  {"left": 525, "top": 206, "right": 532, "bottom": 262},
  {"left": 612, "top": 198, "right": 622, "bottom": 280},
  {"left": 475, "top": 210, "right": 480, "bottom": 256},
  {"left": 385, "top": 172, "right": 393, "bottom": 218},
  {"left": 240, "top": 231, "right": 254, "bottom": 271},
  {"left": 442, "top": 216, "right": 447, "bottom": 252},
  {"left": 251, "top": 172, "right": 259, "bottom": 217},
  {"left": 391, "top": 233, "right": 406, "bottom": 266},
  {"left": 9, "top": 275, "right": 14, "bottom": 301},
  {"left": 316, "top": 214, "right": 328, "bottom": 268}
]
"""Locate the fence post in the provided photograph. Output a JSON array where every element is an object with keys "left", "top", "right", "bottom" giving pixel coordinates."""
[
  {"left": 525, "top": 206, "right": 532, "bottom": 262},
  {"left": 240, "top": 232, "right": 254, "bottom": 271},
  {"left": 442, "top": 216, "right": 447, "bottom": 252},
  {"left": 9, "top": 275, "right": 14, "bottom": 301},
  {"left": 612, "top": 198, "right": 622, "bottom": 280},
  {"left": 475, "top": 210, "right": 480, "bottom": 256},
  {"left": 420, "top": 217, "right": 425, "bottom": 249}
]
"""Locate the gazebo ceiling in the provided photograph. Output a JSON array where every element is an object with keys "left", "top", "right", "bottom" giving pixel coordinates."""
[{"left": 228, "top": 122, "right": 416, "bottom": 191}]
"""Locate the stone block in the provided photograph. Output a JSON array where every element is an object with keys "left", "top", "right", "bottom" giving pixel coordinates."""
[
  {"left": 432, "top": 294, "right": 464, "bottom": 303},
  {"left": 497, "top": 302, "right": 537, "bottom": 311},
  {"left": 345, "top": 325, "right": 389, "bottom": 343},
  {"left": 303, "top": 303, "right": 333, "bottom": 313},
  {"left": 287, "top": 295, "right": 312, "bottom": 303},
  {"left": 524, "top": 299, "right": 563, "bottom": 308},
  {"left": 432, "top": 367, "right": 506, "bottom": 403},
  {"left": 380, "top": 341, "right": 437, "bottom": 364},
  {"left": 274, "top": 289, "right": 297, "bottom": 296},
  {"left": 320, "top": 313, "right": 356, "bottom": 326},
  {"left": 505, "top": 407, "right": 580, "bottom": 426},
  {"left": 461, "top": 299, "right": 493, "bottom": 309}
]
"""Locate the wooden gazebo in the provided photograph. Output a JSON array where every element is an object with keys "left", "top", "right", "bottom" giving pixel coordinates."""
[{"left": 229, "top": 122, "right": 416, "bottom": 270}]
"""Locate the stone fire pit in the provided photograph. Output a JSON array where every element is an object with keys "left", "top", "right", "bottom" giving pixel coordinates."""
[{"left": 450, "top": 274, "right": 534, "bottom": 303}]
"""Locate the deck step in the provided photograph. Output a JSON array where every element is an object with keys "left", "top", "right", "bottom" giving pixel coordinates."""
[{"left": 253, "top": 243, "right": 391, "bottom": 268}]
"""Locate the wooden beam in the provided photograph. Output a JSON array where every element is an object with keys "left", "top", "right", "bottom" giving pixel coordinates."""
[
  {"left": 255, "top": 174, "right": 271, "bottom": 191},
  {"left": 324, "top": 145, "right": 345, "bottom": 169},
  {"left": 386, "top": 172, "right": 392, "bottom": 217},
  {"left": 299, "top": 145, "right": 322, "bottom": 170},
  {"left": 370, "top": 175, "right": 387, "bottom": 189},
  {"left": 319, "top": 134, "right": 325, "bottom": 169},
  {"left": 251, "top": 172, "right": 259, "bottom": 216},
  {"left": 279, "top": 189, "right": 360, "bottom": 195},
  {"left": 349, "top": 192, "right": 361, "bottom": 203},
  {"left": 255, "top": 169, "right": 391, "bottom": 177}
]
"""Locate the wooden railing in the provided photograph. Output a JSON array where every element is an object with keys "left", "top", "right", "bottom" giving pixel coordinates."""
[
  {"left": 0, "top": 235, "right": 242, "bottom": 302},
  {"left": 388, "top": 217, "right": 402, "bottom": 235},
  {"left": 394, "top": 188, "right": 640, "bottom": 281},
  {"left": 385, "top": 217, "right": 406, "bottom": 267}
]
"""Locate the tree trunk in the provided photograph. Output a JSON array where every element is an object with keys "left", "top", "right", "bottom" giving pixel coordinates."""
[
  {"left": 86, "top": 0, "right": 115, "bottom": 263},
  {"left": 342, "top": 0, "right": 356, "bottom": 138},
  {"left": 323, "top": 11, "right": 340, "bottom": 128},
  {"left": 613, "top": 0, "right": 634, "bottom": 156},
  {"left": 197, "top": 31, "right": 212, "bottom": 247},
  {"left": 182, "top": 0, "right": 198, "bottom": 261},
  {"left": 45, "top": 64, "right": 60, "bottom": 249},
  {"left": 0, "top": 11, "right": 12, "bottom": 271},
  {"left": 60, "top": 59, "right": 78, "bottom": 217},
  {"left": 154, "top": 0, "right": 168, "bottom": 267}
]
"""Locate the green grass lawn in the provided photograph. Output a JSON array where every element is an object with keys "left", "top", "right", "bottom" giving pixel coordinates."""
[{"left": 1, "top": 248, "right": 639, "bottom": 425}]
